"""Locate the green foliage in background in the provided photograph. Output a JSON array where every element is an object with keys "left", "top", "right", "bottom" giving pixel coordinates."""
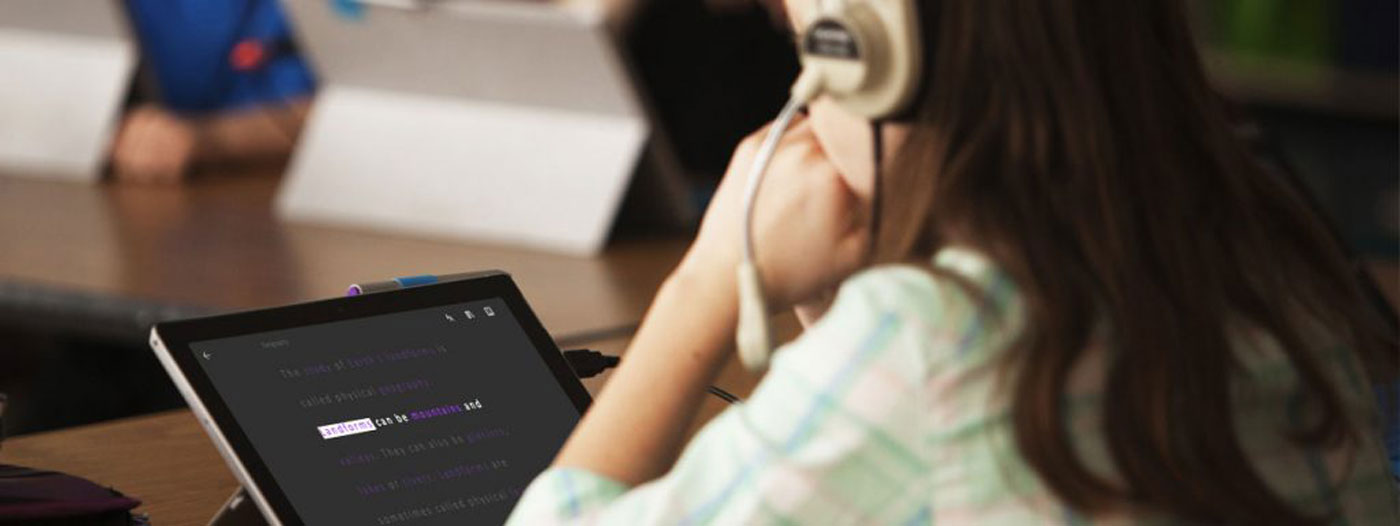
[{"left": 1201, "top": 0, "right": 1336, "bottom": 64}]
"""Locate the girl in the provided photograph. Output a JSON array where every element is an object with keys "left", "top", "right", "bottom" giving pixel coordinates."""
[{"left": 509, "top": 0, "right": 1398, "bottom": 523}]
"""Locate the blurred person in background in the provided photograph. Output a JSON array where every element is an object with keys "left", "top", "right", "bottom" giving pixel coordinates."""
[{"left": 111, "top": 0, "right": 315, "bottom": 183}]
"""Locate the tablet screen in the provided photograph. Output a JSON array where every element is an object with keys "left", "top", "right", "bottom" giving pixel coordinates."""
[{"left": 189, "top": 298, "right": 579, "bottom": 525}]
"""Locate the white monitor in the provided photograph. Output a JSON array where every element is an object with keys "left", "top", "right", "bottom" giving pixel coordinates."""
[
  {"left": 279, "top": 0, "right": 691, "bottom": 255},
  {"left": 0, "top": 0, "right": 135, "bottom": 181}
]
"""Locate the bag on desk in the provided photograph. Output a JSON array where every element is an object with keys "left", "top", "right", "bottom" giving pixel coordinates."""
[{"left": 0, "top": 464, "right": 143, "bottom": 525}]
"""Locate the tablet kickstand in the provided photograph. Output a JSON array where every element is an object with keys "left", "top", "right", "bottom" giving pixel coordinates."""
[{"left": 209, "top": 488, "right": 269, "bottom": 526}]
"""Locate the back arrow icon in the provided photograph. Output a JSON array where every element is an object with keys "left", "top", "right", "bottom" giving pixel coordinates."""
[{"left": 202, "top": 352, "right": 213, "bottom": 360}]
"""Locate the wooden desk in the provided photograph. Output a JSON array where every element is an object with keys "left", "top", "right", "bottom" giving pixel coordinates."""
[
  {"left": 6, "top": 169, "right": 1385, "bottom": 341},
  {"left": 0, "top": 170, "right": 688, "bottom": 339},
  {"left": 3, "top": 411, "right": 236, "bottom": 525}
]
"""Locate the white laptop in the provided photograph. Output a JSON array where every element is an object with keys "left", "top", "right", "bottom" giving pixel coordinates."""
[{"left": 278, "top": 0, "right": 693, "bottom": 255}]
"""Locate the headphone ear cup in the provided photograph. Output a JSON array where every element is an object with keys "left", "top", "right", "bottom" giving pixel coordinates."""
[{"left": 795, "top": 0, "right": 922, "bottom": 119}]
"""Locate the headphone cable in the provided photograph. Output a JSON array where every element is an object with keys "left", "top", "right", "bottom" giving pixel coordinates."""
[
  {"left": 741, "top": 95, "right": 811, "bottom": 264},
  {"left": 868, "top": 121, "right": 884, "bottom": 261}
]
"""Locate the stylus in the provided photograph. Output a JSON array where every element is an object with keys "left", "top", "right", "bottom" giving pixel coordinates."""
[{"left": 345, "top": 272, "right": 479, "bottom": 296}]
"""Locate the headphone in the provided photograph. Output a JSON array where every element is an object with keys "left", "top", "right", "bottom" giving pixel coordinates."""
[{"left": 737, "top": 0, "right": 925, "bottom": 371}]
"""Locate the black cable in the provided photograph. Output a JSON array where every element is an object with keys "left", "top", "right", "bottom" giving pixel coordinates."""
[
  {"left": 553, "top": 323, "right": 641, "bottom": 349},
  {"left": 706, "top": 385, "right": 742, "bottom": 404},
  {"left": 562, "top": 349, "right": 620, "bottom": 379},
  {"left": 563, "top": 350, "right": 742, "bottom": 405}
]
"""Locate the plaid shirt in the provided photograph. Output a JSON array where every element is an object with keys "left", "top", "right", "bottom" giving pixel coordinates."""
[{"left": 507, "top": 248, "right": 1398, "bottom": 524}]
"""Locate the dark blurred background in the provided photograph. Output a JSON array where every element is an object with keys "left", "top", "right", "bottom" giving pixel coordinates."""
[{"left": 1189, "top": 0, "right": 1397, "bottom": 260}]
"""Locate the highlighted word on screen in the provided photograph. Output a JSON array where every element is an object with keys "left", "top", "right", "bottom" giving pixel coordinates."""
[{"left": 318, "top": 418, "right": 377, "bottom": 439}]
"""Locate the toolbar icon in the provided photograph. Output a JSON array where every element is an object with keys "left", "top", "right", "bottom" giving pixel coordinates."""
[
  {"left": 464, "top": 310, "right": 476, "bottom": 320},
  {"left": 445, "top": 313, "right": 456, "bottom": 322},
  {"left": 483, "top": 306, "right": 495, "bottom": 317}
]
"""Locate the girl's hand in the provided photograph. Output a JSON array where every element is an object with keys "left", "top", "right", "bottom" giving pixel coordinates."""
[{"left": 676, "top": 118, "right": 871, "bottom": 313}]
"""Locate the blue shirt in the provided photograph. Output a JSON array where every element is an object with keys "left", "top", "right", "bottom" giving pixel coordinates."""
[{"left": 124, "top": 0, "right": 316, "bottom": 115}]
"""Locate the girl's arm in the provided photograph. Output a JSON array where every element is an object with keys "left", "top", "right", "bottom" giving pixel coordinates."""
[
  {"left": 548, "top": 118, "right": 872, "bottom": 484},
  {"left": 551, "top": 265, "right": 738, "bottom": 483},
  {"left": 508, "top": 267, "right": 943, "bottom": 525}
]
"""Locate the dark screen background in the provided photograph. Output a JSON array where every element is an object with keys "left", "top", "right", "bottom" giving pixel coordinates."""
[{"left": 190, "top": 298, "right": 580, "bottom": 525}]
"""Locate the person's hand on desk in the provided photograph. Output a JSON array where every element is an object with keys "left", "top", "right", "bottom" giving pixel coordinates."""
[
  {"left": 110, "top": 104, "right": 198, "bottom": 184},
  {"left": 110, "top": 100, "right": 309, "bottom": 184}
]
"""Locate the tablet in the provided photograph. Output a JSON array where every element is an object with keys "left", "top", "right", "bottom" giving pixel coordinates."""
[{"left": 150, "top": 271, "right": 591, "bottom": 526}]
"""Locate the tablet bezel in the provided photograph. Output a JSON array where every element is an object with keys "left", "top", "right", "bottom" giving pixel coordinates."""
[{"left": 150, "top": 271, "right": 591, "bottom": 525}]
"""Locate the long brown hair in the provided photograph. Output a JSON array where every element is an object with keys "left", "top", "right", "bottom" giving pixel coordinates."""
[{"left": 875, "top": 0, "right": 1397, "bottom": 522}]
